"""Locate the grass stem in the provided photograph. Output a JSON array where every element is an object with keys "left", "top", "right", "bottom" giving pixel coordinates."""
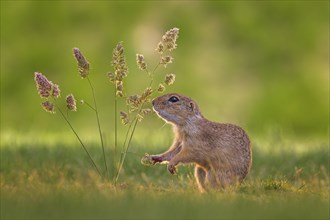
[
  {"left": 114, "top": 119, "right": 134, "bottom": 184},
  {"left": 83, "top": 100, "right": 96, "bottom": 112},
  {"left": 114, "top": 86, "right": 118, "bottom": 179},
  {"left": 87, "top": 76, "right": 109, "bottom": 180},
  {"left": 56, "top": 105, "right": 102, "bottom": 177},
  {"left": 115, "top": 117, "right": 138, "bottom": 184}
]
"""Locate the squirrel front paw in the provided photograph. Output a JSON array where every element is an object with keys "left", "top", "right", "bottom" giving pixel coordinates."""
[
  {"left": 167, "top": 164, "right": 177, "bottom": 175},
  {"left": 141, "top": 154, "right": 163, "bottom": 166}
]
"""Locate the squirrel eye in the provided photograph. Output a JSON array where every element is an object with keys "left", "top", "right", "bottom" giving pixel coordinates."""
[{"left": 168, "top": 96, "right": 179, "bottom": 103}]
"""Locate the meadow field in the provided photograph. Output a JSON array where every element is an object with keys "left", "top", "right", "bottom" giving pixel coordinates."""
[
  {"left": 1, "top": 131, "right": 329, "bottom": 219},
  {"left": 1, "top": 1, "right": 329, "bottom": 219}
]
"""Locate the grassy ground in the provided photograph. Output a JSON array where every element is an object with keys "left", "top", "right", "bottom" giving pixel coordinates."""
[{"left": 0, "top": 132, "right": 329, "bottom": 219}]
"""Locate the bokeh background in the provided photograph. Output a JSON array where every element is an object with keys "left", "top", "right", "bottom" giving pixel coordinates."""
[{"left": 1, "top": 1, "right": 329, "bottom": 141}]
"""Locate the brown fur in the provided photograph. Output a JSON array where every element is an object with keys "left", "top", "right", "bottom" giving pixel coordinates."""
[{"left": 147, "top": 93, "right": 252, "bottom": 192}]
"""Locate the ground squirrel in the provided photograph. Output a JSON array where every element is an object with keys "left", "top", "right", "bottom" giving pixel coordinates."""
[{"left": 143, "top": 93, "right": 252, "bottom": 192}]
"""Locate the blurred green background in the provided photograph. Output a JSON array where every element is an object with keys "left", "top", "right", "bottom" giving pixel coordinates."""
[{"left": 1, "top": 0, "right": 329, "bottom": 140}]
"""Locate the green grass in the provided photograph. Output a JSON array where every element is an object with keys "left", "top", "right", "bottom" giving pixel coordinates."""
[{"left": 0, "top": 132, "right": 329, "bottom": 219}]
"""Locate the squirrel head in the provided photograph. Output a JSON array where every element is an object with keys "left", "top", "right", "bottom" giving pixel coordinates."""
[{"left": 152, "top": 93, "right": 203, "bottom": 126}]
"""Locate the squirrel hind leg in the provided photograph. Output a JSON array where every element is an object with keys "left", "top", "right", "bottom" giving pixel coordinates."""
[
  {"left": 194, "top": 165, "right": 207, "bottom": 193},
  {"left": 206, "top": 170, "right": 241, "bottom": 189}
]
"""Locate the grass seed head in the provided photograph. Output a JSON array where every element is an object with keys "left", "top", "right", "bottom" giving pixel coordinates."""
[
  {"left": 116, "top": 90, "right": 124, "bottom": 97},
  {"left": 157, "top": 83, "right": 166, "bottom": 93},
  {"left": 120, "top": 111, "right": 129, "bottom": 125},
  {"left": 41, "top": 100, "right": 55, "bottom": 113},
  {"left": 164, "top": 74, "right": 176, "bottom": 85},
  {"left": 141, "top": 87, "right": 153, "bottom": 103},
  {"left": 73, "top": 48, "right": 90, "bottom": 78},
  {"left": 136, "top": 113, "right": 144, "bottom": 122},
  {"left": 34, "top": 72, "right": 53, "bottom": 98},
  {"left": 116, "top": 81, "right": 123, "bottom": 91},
  {"left": 66, "top": 94, "right": 77, "bottom": 111},
  {"left": 136, "top": 54, "right": 147, "bottom": 71},
  {"left": 107, "top": 72, "right": 116, "bottom": 83},
  {"left": 34, "top": 72, "right": 60, "bottom": 99},
  {"left": 112, "top": 42, "right": 128, "bottom": 80},
  {"left": 162, "top": 27, "right": 179, "bottom": 51},
  {"left": 52, "top": 84, "right": 60, "bottom": 98},
  {"left": 141, "top": 108, "right": 152, "bottom": 116},
  {"left": 160, "top": 56, "right": 173, "bottom": 67},
  {"left": 115, "top": 80, "right": 124, "bottom": 97},
  {"left": 127, "top": 95, "right": 142, "bottom": 109},
  {"left": 155, "top": 42, "right": 164, "bottom": 54}
]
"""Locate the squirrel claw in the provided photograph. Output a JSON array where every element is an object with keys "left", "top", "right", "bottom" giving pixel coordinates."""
[
  {"left": 168, "top": 164, "right": 177, "bottom": 175},
  {"left": 141, "top": 154, "right": 155, "bottom": 166},
  {"left": 141, "top": 154, "right": 163, "bottom": 166}
]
